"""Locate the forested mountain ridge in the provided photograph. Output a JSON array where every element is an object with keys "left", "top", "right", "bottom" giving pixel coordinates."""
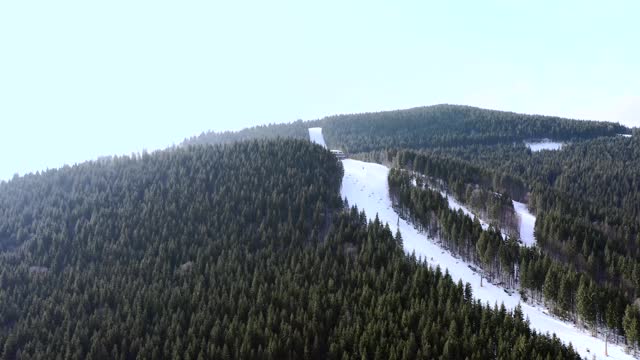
[
  {"left": 0, "top": 140, "right": 339, "bottom": 358},
  {"left": 183, "top": 104, "right": 629, "bottom": 153},
  {"left": 183, "top": 121, "right": 311, "bottom": 147},
  {"left": 0, "top": 139, "right": 583, "bottom": 359},
  {"left": 320, "top": 105, "right": 628, "bottom": 153}
]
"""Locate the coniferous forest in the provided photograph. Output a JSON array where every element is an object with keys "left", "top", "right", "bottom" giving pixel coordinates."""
[
  {"left": 1, "top": 104, "right": 639, "bottom": 358},
  {"left": 182, "top": 105, "right": 640, "bottom": 354},
  {"left": 185, "top": 105, "right": 628, "bottom": 152},
  {"left": 382, "top": 137, "right": 640, "bottom": 348},
  {"left": 0, "top": 139, "right": 583, "bottom": 359}
]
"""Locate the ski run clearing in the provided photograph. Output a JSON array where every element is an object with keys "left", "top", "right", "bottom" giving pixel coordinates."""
[
  {"left": 308, "top": 128, "right": 327, "bottom": 148},
  {"left": 513, "top": 201, "right": 536, "bottom": 247},
  {"left": 309, "top": 128, "right": 634, "bottom": 360},
  {"left": 525, "top": 139, "right": 564, "bottom": 152}
]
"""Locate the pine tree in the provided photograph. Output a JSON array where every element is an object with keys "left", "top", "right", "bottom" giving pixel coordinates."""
[
  {"left": 577, "top": 279, "right": 596, "bottom": 329},
  {"left": 394, "top": 228, "right": 403, "bottom": 248},
  {"left": 464, "top": 283, "right": 473, "bottom": 302},
  {"left": 476, "top": 232, "right": 489, "bottom": 286},
  {"left": 543, "top": 267, "right": 559, "bottom": 308},
  {"left": 622, "top": 305, "right": 639, "bottom": 352},
  {"left": 557, "top": 275, "right": 572, "bottom": 316}
]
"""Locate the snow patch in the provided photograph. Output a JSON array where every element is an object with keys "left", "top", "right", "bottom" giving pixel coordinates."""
[{"left": 525, "top": 140, "right": 563, "bottom": 152}]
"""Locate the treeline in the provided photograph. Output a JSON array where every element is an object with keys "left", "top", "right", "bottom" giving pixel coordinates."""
[
  {"left": 181, "top": 120, "right": 311, "bottom": 146},
  {"left": 388, "top": 168, "right": 640, "bottom": 351},
  {"left": 0, "top": 139, "right": 583, "bottom": 359}
]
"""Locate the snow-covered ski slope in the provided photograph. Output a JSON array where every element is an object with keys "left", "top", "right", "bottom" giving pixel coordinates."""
[
  {"left": 514, "top": 201, "right": 536, "bottom": 246},
  {"left": 308, "top": 128, "right": 327, "bottom": 148},
  {"left": 308, "top": 128, "right": 633, "bottom": 360}
]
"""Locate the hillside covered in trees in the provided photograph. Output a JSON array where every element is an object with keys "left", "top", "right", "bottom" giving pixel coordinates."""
[
  {"left": 0, "top": 139, "right": 584, "bottom": 359},
  {"left": 389, "top": 137, "right": 640, "bottom": 306},
  {"left": 184, "top": 105, "right": 640, "bottom": 353},
  {"left": 184, "top": 104, "right": 629, "bottom": 153},
  {"left": 183, "top": 121, "right": 310, "bottom": 147}
]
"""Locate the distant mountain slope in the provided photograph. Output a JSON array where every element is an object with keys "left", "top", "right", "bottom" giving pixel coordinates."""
[
  {"left": 320, "top": 104, "right": 629, "bottom": 153},
  {"left": 184, "top": 104, "right": 629, "bottom": 153}
]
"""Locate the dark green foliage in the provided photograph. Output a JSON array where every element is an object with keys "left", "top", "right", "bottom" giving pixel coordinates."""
[
  {"left": 0, "top": 139, "right": 580, "bottom": 359},
  {"left": 392, "top": 149, "right": 528, "bottom": 202},
  {"left": 576, "top": 278, "right": 596, "bottom": 327},
  {"left": 182, "top": 105, "right": 627, "bottom": 154},
  {"left": 182, "top": 120, "right": 311, "bottom": 146},
  {"left": 319, "top": 104, "right": 626, "bottom": 153},
  {"left": 181, "top": 104, "right": 639, "bottom": 351},
  {"left": 623, "top": 305, "right": 640, "bottom": 353}
]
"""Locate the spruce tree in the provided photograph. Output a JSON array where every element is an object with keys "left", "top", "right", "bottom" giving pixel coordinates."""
[
  {"left": 577, "top": 279, "right": 596, "bottom": 329},
  {"left": 623, "top": 305, "right": 639, "bottom": 352}
]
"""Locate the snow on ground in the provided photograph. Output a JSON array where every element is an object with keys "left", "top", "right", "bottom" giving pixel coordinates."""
[
  {"left": 619, "top": 134, "right": 632, "bottom": 138},
  {"left": 513, "top": 201, "right": 536, "bottom": 246},
  {"left": 308, "top": 127, "right": 633, "bottom": 359},
  {"left": 308, "top": 128, "right": 327, "bottom": 148},
  {"left": 525, "top": 140, "right": 564, "bottom": 152}
]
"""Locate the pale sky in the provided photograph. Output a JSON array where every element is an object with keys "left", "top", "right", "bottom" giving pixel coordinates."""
[{"left": 1, "top": 1, "right": 638, "bottom": 181}]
